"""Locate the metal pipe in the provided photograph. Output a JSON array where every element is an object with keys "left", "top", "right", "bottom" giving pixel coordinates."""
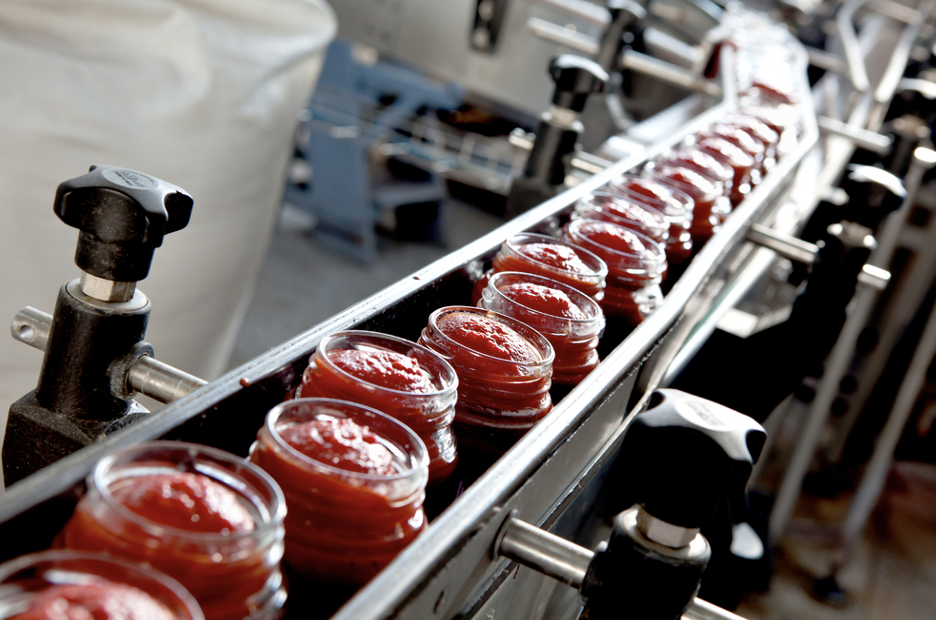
[
  {"left": 817, "top": 116, "right": 892, "bottom": 154},
  {"left": 496, "top": 516, "right": 593, "bottom": 588},
  {"left": 496, "top": 515, "right": 750, "bottom": 620},
  {"left": 128, "top": 356, "right": 207, "bottom": 404},
  {"left": 527, "top": 17, "right": 600, "bottom": 55},
  {"left": 620, "top": 50, "right": 722, "bottom": 97},
  {"left": 746, "top": 224, "right": 819, "bottom": 265},
  {"left": 684, "top": 598, "right": 751, "bottom": 620},
  {"left": 11, "top": 307, "right": 51, "bottom": 352},
  {"left": 806, "top": 47, "right": 849, "bottom": 75},
  {"left": 836, "top": 0, "right": 872, "bottom": 93},
  {"left": 10, "top": 306, "right": 205, "bottom": 403}
]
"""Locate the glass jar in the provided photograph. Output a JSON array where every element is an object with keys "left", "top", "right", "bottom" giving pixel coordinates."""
[
  {"left": 562, "top": 219, "right": 666, "bottom": 327},
  {"left": 643, "top": 161, "right": 731, "bottom": 245},
  {"left": 58, "top": 442, "right": 286, "bottom": 620},
  {"left": 657, "top": 149, "right": 734, "bottom": 196},
  {"left": 480, "top": 271, "right": 605, "bottom": 386},
  {"left": 573, "top": 192, "right": 669, "bottom": 244},
  {"left": 249, "top": 398, "right": 428, "bottom": 588},
  {"left": 419, "top": 306, "right": 555, "bottom": 453},
  {"left": 606, "top": 174, "right": 693, "bottom": 265},
  {"left": 700, "top": 123, "right": 766, "bottom": 177},
  {"left": 296, "top": 330, "right": 458, "bottom": 485},
  {"left": 694, "top": 136, "right": 757, "bottom": 206},
  {"left": 472, "top": 233, "right": 608, "bottom": 305},
  {"left": 0, "top": 550, "right": 203, "bottom": 620}
]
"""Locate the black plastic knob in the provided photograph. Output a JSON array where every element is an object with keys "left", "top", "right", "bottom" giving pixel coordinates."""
[
  {"left": 597, "top": 0, "right": 646, "bottom": 72},
  {"left": 622, "top": 389, "right": 766, "bottom": 529},
  {"left": 840, "top": 164, "right": 905, "bottom": 231},
  {"left": 54, "top": 165, "right": 194, "bottom": 283},
  {"left": 549, "top": 55, "right": 609, "bottom": 113}
]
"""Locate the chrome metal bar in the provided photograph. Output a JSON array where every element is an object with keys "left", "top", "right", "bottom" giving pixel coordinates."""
[
  {"left": 746, "top": 224, "right": 819, "bottom": 265},
  {"left": 868, "top": 0, "right": 921, "bottom": 23},
  {"left": 621, "top": 50, "right": 722, "bottom": 97},
  {"left": 684, "top": 598, "right": 750, "bottom": 620},
  {"left": 836, "top": 0, "right": 872, "bottom": 93},
  {"left": 806, "top": 47, "right": 849, "bottom": 75},
  {"left": 817, "top": 116, "right": 892, "bottom": 154},
  {"left": 527, "top": 17, "right": 600, "bottom": 55},
  {"left": 10, "top": 306, "right": 205, "bottom": 403},
  {"left": 496, "top": 516, "right": 593, "bottom": 588},
  {"left": 128, "top": 356, "right": 208, "bottom": 404},
  {"left": 11, "top": 307, "right": 51, "bottom": 352},
  {"left": 536, "top": 0, "right": 611, "bottom": 28},
  {"left": 837, "top": 284, "right": 936, "bottom": 557}
]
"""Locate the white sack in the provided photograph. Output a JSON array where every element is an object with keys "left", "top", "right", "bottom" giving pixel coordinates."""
[{"left": 0, "top": 0, "right": 336, "bottom": 452}]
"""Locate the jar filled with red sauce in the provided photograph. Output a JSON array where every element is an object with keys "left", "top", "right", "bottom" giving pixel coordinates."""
[
  {"left": 700, "top": 123, "right": 766, "bottom": 177},
  {"left": 643, "top": 161, "right": 731, "bottom": 245},
  {"left": 741, "top": 105, "right": 798, "bottom": 158},
  {"left": 562, "top": 219, "right": 666, "bottom": 326},
  {"left": 573, "top": 192, "right": 669, "bottom": 244},
  {"left": 606, "top": 174, "right": 694, "bottom": 265},
  {"left": 0, "top": 551, "right": 203, "bottom": 620},
  {"left": 249, "top": 399, "right": 428, "bottom": 589},
  {"left": 419, "top": 306, "right": 554, "bottom": 453},
  {"left": 296, "top": 330, "right": 458, "bottom": 485},
  {"left": 59, "top": 442, "right": 286, "bottom": 620},
  {"left": 472, "top": 233, "right": 608, "bottom": 305},
  {"left": 720, "top": 113, "right": 780, "bottom": 154},
  {"left": 695, "top": 136, "right": 756, "bottom": 206},
  {"left": 480, "top": 271, "right": 605, "bottom": 386},
  {"left": 658, "top": 149, "right": 734, "bottom": 196}
]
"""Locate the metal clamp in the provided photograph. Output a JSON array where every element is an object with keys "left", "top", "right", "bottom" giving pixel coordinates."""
[
  {"left": 11, "top": 307, "right": 206, "bottom": 403},
  {"left": 746, "top": 224, "right": 819, "bottom": 265},
  {"left": 495, "top": 515, "right": 750, "bottom": 620}
]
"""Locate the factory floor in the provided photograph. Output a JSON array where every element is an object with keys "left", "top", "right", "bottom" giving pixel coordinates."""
[{"left": 228, "top": 197, "right": 936, "bottom": 620}]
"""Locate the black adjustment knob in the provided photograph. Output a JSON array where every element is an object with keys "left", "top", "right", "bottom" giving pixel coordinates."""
[
  {"left": 623, "top": 389, "right": 766, "bottom": 529},
  {"left": 549, "top": 55, "right": 609, "bottom": 113},
  {"left": 596, "top": 0, "right": 646, "bottom": 72},
  {"left": 54, "top": 165, "right": 194, "bottom": 283},
  {"left": 839, "top": 164, "right": 905, "bottom": 232}
]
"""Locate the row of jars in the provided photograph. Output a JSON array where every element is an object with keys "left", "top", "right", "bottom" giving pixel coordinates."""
[{"left": 3, "top": 104, "right": 801, "bottom": 620}]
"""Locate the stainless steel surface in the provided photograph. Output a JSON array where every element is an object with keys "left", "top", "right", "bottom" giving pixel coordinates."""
[
  {"left": 527, "top": 16, "right": 601, "bottom": 55},
  {"left": 836, "top": 0, "right": 873, "bottom": 93},
  {"left": 496, "top": 516, "right": 593, "bottom": 588},
  {"left": 9, "top": 305, "right": 206, "bottom": 404},
  {"left": 11, "top": 307, "right": 50, "bottom": 352},
  {"left": 746, "top": 223, "right": 819, "bottom": 265},
  {"left": 127, "top": 356, "right": 208, "bottom": 404},
  {"left": 536, "top": 0, "right": 611, "bottom": 28},
  {"left": 78, "top": 272, "right": 136, "bottom": 303},
  {"left": 857, "top": 263, "right": 891, "bottom": 290},
  {"left": 806, "top": 46, "right": 849, "bottom": 75},
  {"left": 817, "top": 116, "right": 893, "bottom": 154},
  {"left": 636, "top": 506, "right": 701, "bottom": 548},
  {"left": 836, "top": 273, "right": 936, "bottom": 558},
  {"left": 684, "top": 598, "right": 751, "bottom": 620},
  {"left": 620, "top": 50, "right": 723, "bottom": 97}
]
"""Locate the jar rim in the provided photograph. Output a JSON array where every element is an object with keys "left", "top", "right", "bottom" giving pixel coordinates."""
[
  {"left": 484, "top": 271, "right": 605, "bottom": 327},
  {"left": 313, "top": 330, "right": 459, "bottom": 398},
  {"left": 660, "top": 149, "right": 734, "bottom": 183},
  {"left": 91, "top": 441, "right": 286, "bottom": 543},
  {"left": 425, "top": 305, "right": 556, "bottom": 370},
  {"left": 576, "top": 192, "right": 669, "bottom": 236},
  {"left": 644, "top": 162, "right": 723, "bottom": 202},
  {"left": 502, "top": 233, "right": 609, "bottom": 281},
  {"left": 566, "top": 219, "right": 667, "bottom": 267},
  {"left": 264, "top": 398, "right": 429, "bottom": 483},
  {"left": 0, "top": 550, "right": 204, "bottom": 620},
  {"left": 606, "top": 174, "right": 694, "bottom": 217}
]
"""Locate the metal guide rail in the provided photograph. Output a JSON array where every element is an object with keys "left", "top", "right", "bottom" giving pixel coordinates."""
[{"left": 3, "top": 2, "right": 926, "bottom": 616}]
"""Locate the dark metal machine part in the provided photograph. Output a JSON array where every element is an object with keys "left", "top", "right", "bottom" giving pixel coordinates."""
[
  {"left": 0, "top": 31, "right": 833, "bottom": 620},
  {"left": 3, "top": 166, "right": 193, "bottom": 485},
  {"left": 505, "top": 55, "right": 609, "bottom": 217}
]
